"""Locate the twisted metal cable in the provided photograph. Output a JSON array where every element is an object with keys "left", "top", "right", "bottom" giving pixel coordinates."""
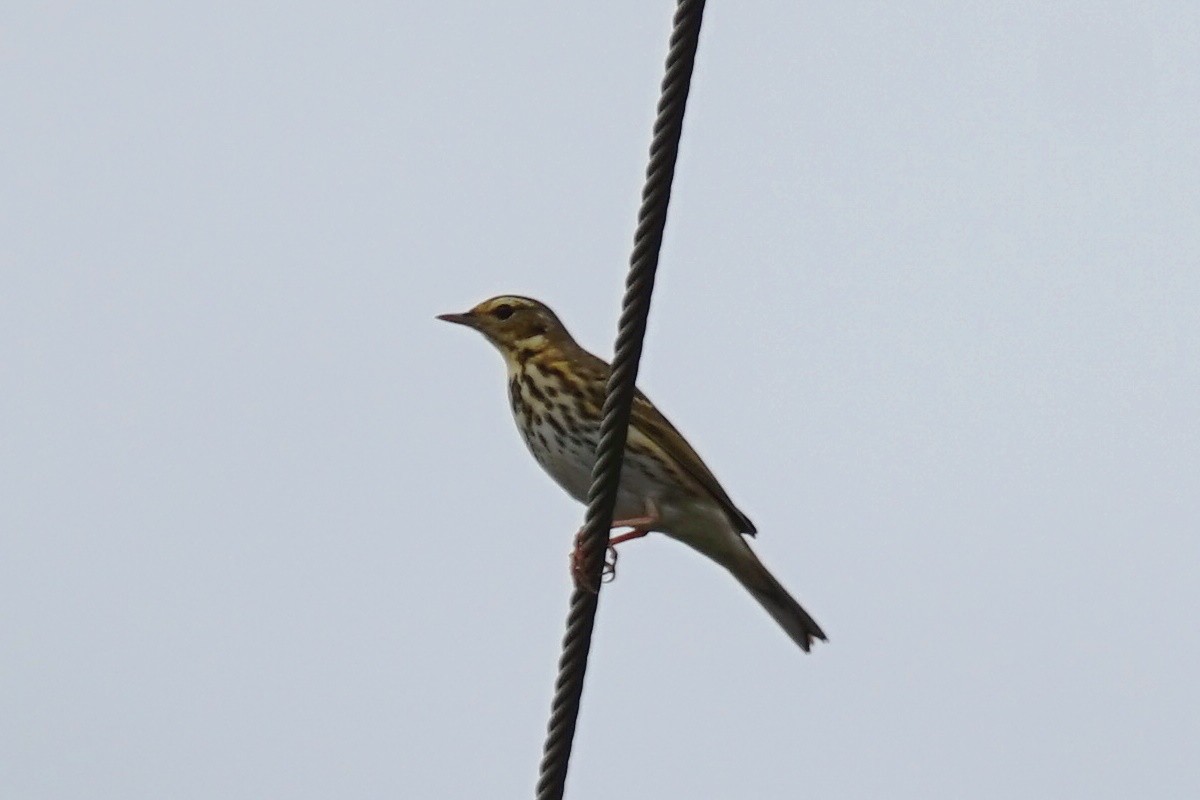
[{"left": 534, "top": 2, "right": 708, "bottom": 798}]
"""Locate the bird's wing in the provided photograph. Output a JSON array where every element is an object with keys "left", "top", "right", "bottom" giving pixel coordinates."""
[
  {"left": 563, "top": 345, "right": 757, "bottom": 536},
  {"left": 628, "top": 389, "right": 758, "bottom": 535}
]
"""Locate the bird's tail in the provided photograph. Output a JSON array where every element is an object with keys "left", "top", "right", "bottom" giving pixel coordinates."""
[{"left": 723, "top": 542, "right": 827, "bottom": 653}]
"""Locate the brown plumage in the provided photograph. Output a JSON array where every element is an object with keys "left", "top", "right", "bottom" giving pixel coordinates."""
[{"left": 438, "top": 295, "right": 826, "bottom": 652}]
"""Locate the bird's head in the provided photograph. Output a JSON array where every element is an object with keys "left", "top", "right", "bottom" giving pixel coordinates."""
[{"left": 437, "top": 295, "right": 570, "bottom": 357}]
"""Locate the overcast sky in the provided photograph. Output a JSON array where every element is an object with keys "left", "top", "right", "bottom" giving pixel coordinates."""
[{"left": 3, "top": 3, "right": 1198, "bottom": 798}]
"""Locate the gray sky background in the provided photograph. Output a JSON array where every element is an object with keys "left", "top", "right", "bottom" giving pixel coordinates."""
[{"left": 3, "top": 3, "right": 1198, "bottom": 798}]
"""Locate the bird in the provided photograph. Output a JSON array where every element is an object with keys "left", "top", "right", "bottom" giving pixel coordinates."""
[{"left": 437, "top": 295, "right": 827, "bottom": 652}]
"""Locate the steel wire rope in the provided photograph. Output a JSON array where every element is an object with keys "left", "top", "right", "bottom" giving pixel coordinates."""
[{"left": 533, "top": 2, "right": 708, "bottom": 798}]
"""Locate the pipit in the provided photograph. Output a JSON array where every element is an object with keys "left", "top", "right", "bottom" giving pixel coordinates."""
[{"left": 438, "top": 295, "right": 826, "bottom": 652}]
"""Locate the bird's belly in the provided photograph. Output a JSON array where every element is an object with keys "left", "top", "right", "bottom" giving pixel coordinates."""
[
  {"left": 530, "top": 437, "right": 595, "bottom": 504},
  {"left": 514, "top": 407, "right": 596, "bottom": 501},
  {"left": 516, "top": 416, "right": 662, "bottom": 522}
]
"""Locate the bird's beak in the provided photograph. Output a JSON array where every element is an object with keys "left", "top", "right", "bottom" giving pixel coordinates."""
[{"left": 436, "top": 311, "right": 476, "bottom": 327}]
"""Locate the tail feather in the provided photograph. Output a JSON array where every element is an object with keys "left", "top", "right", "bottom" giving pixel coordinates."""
[{"left": 726, "top": 544, "right": 827, "bottom": 653}]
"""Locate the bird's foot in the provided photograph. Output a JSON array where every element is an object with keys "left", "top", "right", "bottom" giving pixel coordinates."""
[
  {"left": 570, "top": 527, "right": 648, "bottom": 591},
  {"left": 566, "top": 532, "right": 595, "bottom": 594},
  {"left": 602, "top": 545, "right": 618, "bottom": 583}
]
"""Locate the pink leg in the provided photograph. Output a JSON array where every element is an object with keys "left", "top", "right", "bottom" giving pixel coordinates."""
[
  {"left": 608, "top": 528, "right": 651, "bottom": 547},
  {"left": 570, "top": 528, "right": 650, "bottom": 590},
  {"left": 568, "top": 503, "right": 662, "bottom": 592},
  {"left": 610, "top": 514, "right": 656, "bottom": 529},
  {"left": 610, "top": 499, "right": 660, "bottom": 533},
  {"left": 570, "top": 502, "right": 660, "bottom": 590}
]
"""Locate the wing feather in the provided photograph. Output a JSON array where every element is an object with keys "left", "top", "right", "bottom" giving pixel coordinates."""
[
  {"left": 561, "top": 345, "right": 757, "bottom": 536},
  {"left": 629, "top": 391, "right": 758, "bottom": 535}
]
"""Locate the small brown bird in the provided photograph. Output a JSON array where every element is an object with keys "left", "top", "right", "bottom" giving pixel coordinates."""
[{"left": 437, "top": 295, "right": 826, "bottom": 652}]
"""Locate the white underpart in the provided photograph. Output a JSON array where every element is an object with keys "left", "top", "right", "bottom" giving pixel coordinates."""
[{"left": 505, "top": 360, "right": 745, "bottom": 561}]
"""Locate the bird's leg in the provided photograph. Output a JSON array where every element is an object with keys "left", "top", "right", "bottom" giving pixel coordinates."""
[
  {"left": 610, "top": 497, "right": 660, "bottom": 535},
  {"left": 570, "top": 500, "right": 660, "bottom": 590},
  {"left": 569, "top": 528, "right": 627, "bottom": 591},
  {"left": 607, "top": 528, "right": 651, "bottom": 547},
  {"left": 609, "top": 515, "right": 656, "bottom": 529},
  {"left": 597, "top": 528, "right": 650, "bottom": 585}
]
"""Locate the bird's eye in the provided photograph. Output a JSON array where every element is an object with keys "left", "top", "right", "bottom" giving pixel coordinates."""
[{"left": 493, "top": 304, "right": 514, "bottom": 320}]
